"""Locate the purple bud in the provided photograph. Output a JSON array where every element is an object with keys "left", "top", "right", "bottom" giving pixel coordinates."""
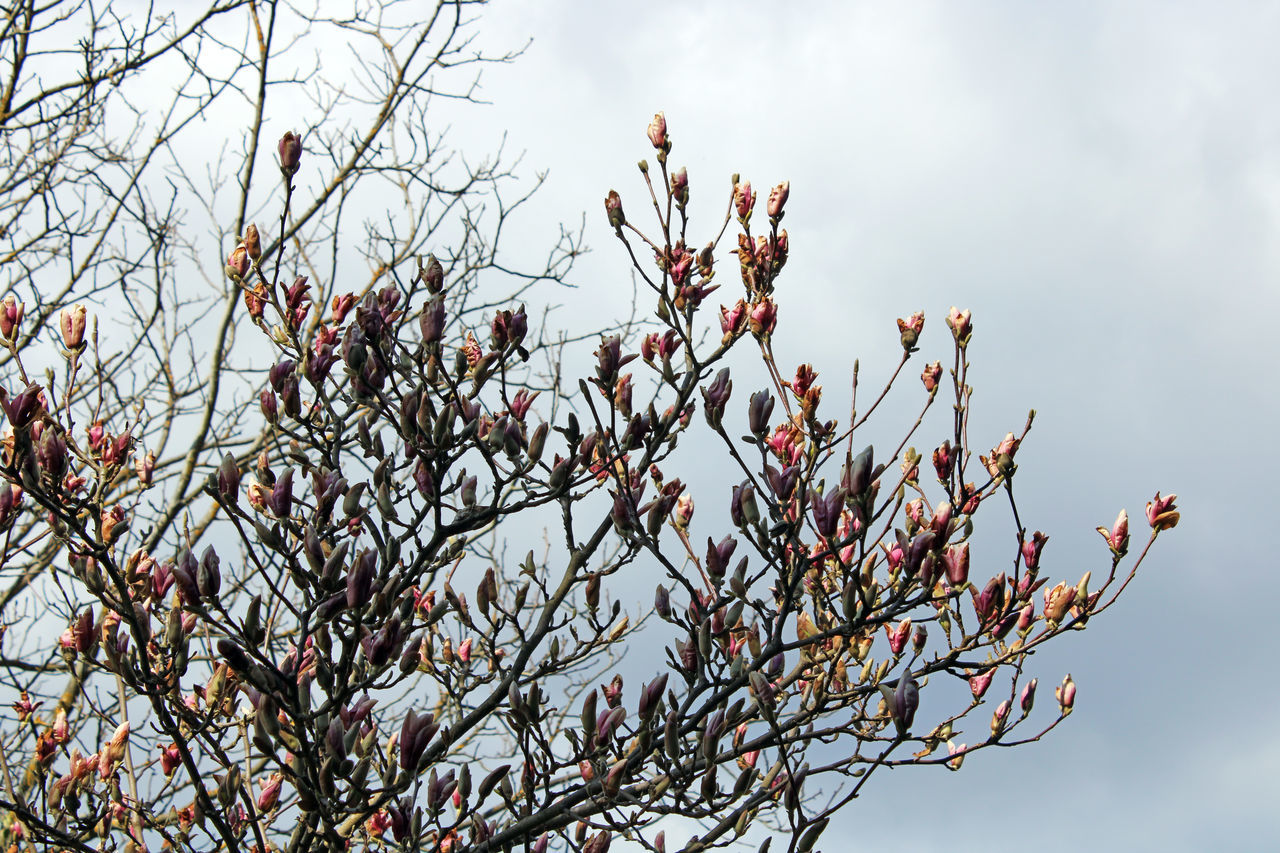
[
  {"left": 422, "top": 254, "right": 444, "bottom": 293},
  {"left": 748, "top": 390, "right": 774, "bottom": 437},
  {"left": 278, "top": 131, "right": 302, "bottom": 176},
  {"left": 701, "top": 368, "right": 732, "bottom": 429},
  {"left": 259, "top": 390, "right": 279, "bottom": 424},
  {"left": 269, "top": 468, "right": 294, "bottom": 519},
  {"left": 1020, "top": 678, "right": 1038, "bottom": 714},
  {"left": 197, "top": 546, "right": 221, "bottom": 600},
  {"left": 217, "top": 453, "right": 241, "bottom": 503},
  {"left": 654, "top": 584, "right": 671, "bottom": 619}
]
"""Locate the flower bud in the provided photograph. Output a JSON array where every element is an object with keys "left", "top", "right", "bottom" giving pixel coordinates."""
[
  {"left": 968, "top": 669, "right": 994, "bottom": 700},
  {"left": 921, "top": 361, "right": 943, "bottom": 392},
  {"left": 0, "top": 295, "right": 23, "bottom": 341},
  {"left": 671, "top": 167, "right": 689, "bottom": 206},
  {"left": 946, "top": 306, "right": 973, "bottom": 345},
  {"left": 748, "top": 389, "right": 775, "bottom": 437},
  {"left": 733, "top": 181, "right": 756, "bottom": 219},
  {"left": 605, "top": 190, "right": 625, "bottom": 229},
  {"left": 217, "top": 453, "right": 241, "bottom": 503},
  {"left": 243, "top": 224, "right": 262, "bottom": 261},
  {"left": 747, "top": 298, "right": 777, "bottom": 340},
  {"left": 260, "top": 389, "right": 278, "bottom": 424},
  {"left": 991, "top": 699, "right": 1011, "bottom": 738},
  {"left": 1146, "top": 492, "right": 1179, "bottom": 531},
  {"left": 767, "top": 181, "right": 789, "bottom": 218},
  {"left": 278, "top": 131, "right": 302, "bottom": 176},
  {"left": 896, "top": 311, "right": 924, "bottom": 352},
  {"left": 226, "top": 243, "right": 250, "bottom": 280},
  {"left": 647, "top": 112, "right": 668, "bottom": 150},
  {"left": 944, "top": 542, "right": 970, "bottom": 588},
  {"left": 1020, "top": 678, "right": 1038, "bottom": 714},
  {"left": 1093, "top": 509, "right": 1126, "bottom": 555},
  {"left": 60, "top": 304, "right": 87, "bottom": 350},
  {"left": 701, "top": 367, "right": 732, "bottom": 429},
  {"left": 1056, "top": 673, "right": 1076, "bottom": 713}
]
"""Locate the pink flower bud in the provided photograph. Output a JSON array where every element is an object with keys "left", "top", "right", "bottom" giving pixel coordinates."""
[
  {"left": 1098, "top": 508, "right": 1129, "bottom": 554},
  {"left": 1042, "top": 581, "right": 1075, "bottom": 624},
  {"left": 885, "top": 618, "right": 911, "bottom": 655},
  {"left": 421, "top": 254, "right": 444, "bottom": 293},
  {"left": 896, "top": 311, "right": 924, "bottom": 351},
  {"left": 605, "top": 190, "right": 625, "bottom": 229},
  {"left": 60, "top": 304, "right": 87, "bottom": 350},
  {"left": 226, "top": 243, "right": 250, "bottom": 280},
  {"left": 671, "top": 167, "right": 689, "bottom": 206},
  {"left": 733, "top": 181, "right": 756, "bottom": 219},
  {"left": 921, "top": 361, "right": 943, "bottom": 392},
  {"left": 991, "top": 699, "right": 1011, "bottom": 737},
  {"left": 257, "top": 773, "right": 283, "bottom": 811},
  {"left": 160, "top": 743, "right": 182, "bottom": 776},
  {"left": 946, "top": 306, "right": 973, "bottom": 344},
  {"left": 1146, "top": 492, "right": 1179, "bottom": 531},
  {"left": 278, "top": 131, "right": 302, "bottom": 176},
  {"left": 747, "top": 298, "right": 777, "bottom": 340},
  {"left": 673, "top": 494, "right": 694, "bottom": 530},
  {"left": 1021, "top": 531, "right": 1048, "bottom": 569},
  {"left": 243, "top": 224, "right": 262, "bottom": 261},
  {"left": 767, "top": 181, "right": 790, "bottom": 217},
  {"left": 1056, "top": 673, "right": 1076, "bottom": 713},
  {"left": 0, "top": 294, "right": 23, "bottom": 340},
  {"left": 944, "top": 542, "right": 970, "bottom": 587},
  {"left": 720, "top": 299, "right": 748, "bottom": 342},
  {"left": 1020, "top": 678, "right": 1038, "bottom": 713},
  {"left": 968, "top": 669, "right": 994, "bottom": 700},
  {"left": 646, "top": 112, "right": 668, "bottom": 150}
]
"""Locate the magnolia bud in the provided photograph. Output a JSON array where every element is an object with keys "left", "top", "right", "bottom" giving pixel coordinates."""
[
  {"left": 60, "top": 304, "right": 87, "bottom": 350},
  {"left": 605, "top": 190, "right": 625, "bottom": 229},
  {"left": 278, "top": 131, "right": 302, "bottom": 176},
  {"left": 767, "top": 181, "right": 789, "bottom": 217},
  {"left": 243, "top": 224, "right": 262, "bottom": 261},
  {"left": 0, "top": 294, "right": 23, "bottom": 340}
]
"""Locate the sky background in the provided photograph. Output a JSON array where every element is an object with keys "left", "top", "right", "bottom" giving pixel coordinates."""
[{"left": 434, "top": 2, "right": 1278, "bottom": 851}]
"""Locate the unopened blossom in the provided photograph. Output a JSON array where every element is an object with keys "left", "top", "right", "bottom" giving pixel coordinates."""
[
  {"left": 1042, "top": 581, "right": 1076, "bottom": 624},
  {"left": 897, "top": 311, "right": 924, "bottom": 351},
  {"left": 646, "top": 112, "right": 667, "bottom": 150},
  {"left": 226, "top": 243, "right": 250, "bottom": 280},
  {"left": 733, "top": 181, "right": 756, "bottom": 219},
  {"left": 605, "top": 190, "right": 625, "bottom": 229},
  {"left": 0, "top": 294, "right": 23, "bottom": 340},
  {"left": 1146, "top": 492, "right": 1180, "bottom": 531},
  {"left": 921, "top": 361, "right": 943, "bottom": 392},
  {"left": 243, "top": 224, "right": 262, "bottom": 261},
  {"left": 767, "top": 181, "right": 790, "bottom": 217},
  {"left": 1098, "top": 509, "right": 1129, "bottom": 554},
  {"left": 278, "top": 131, "right": 302, "bottom": 175},
  {"left": 1056, "top": 674, "right": 1076, "bottom": 713},
  {"left": 60, "top": 304, "right": 87, "bottom": 350},
  {"left": 946, "top": 306, "right": 973, "bottom": 343}
]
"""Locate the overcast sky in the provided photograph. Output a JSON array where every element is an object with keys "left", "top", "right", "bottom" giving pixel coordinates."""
[{"left": 434, "top": 2, "right": 1279, "bottom": 851}]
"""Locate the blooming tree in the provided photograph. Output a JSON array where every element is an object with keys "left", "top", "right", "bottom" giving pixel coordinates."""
[{"left": 0, "top": 5, "right": 1177, "bottom": 853}]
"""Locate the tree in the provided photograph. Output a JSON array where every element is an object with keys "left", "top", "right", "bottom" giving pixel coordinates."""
[{"left": 0, "top": 3, "right": 1178, "bottom": 852}]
